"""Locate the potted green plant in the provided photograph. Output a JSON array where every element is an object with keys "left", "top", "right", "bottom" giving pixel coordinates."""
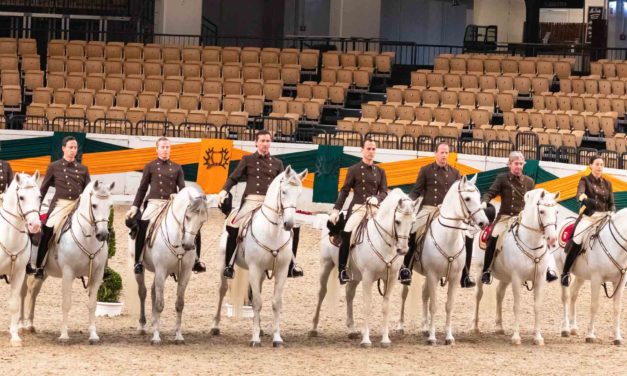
[{"left": 96, "top": 207, "right": 124, "bottom": 317}]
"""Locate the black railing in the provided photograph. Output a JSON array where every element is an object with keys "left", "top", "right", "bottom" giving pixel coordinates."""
[
  {"left": 201, "top": 17, "right": 218, "bottom": 46},
  {"left": 0, "top": 0, "right": 133, "bottom": 16}
]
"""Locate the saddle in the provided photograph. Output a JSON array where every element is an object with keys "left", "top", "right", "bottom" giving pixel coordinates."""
[
  {"left": 145, "top": 200, "right": 173, "bottom": 249},
  {"left": 414, "top": 208, "right": 441, "bottom": 269},
  {"left": 54, "top": 199, "right": 81, "bottom": 245}
]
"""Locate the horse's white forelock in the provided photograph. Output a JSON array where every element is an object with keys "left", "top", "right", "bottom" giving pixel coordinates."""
[
  {"left": 15, "top": 172, "right": 37, "bottom": 189},
  {"left": 379, "top": 188, "right": 406, "bottom": 213}
]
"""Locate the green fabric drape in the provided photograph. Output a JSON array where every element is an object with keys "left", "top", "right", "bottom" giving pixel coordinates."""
[
  {"left": 182, "top": 164, "right": 198, "bottom": 182},
  {"left": 313, "top": 145, "right": 344, "bottom": 203},
  {"left": 51, "top": 132, "right": 87, "bottom": 162},
  {"left": 0, "top": 136, "right": 52, "bottom": 160},
  {"left": 84, "top": 139, "right": 129, "bottom": 153}
]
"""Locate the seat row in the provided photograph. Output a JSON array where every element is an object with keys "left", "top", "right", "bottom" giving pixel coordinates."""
[
  {"left": 0, "top": 37, "right": 38, "bottom": 56},
  {"left": 559, "top": 77, "right": 627, "bottom": 97},
  {"left": 531, "top": 94, "right": 626, "bottom": 118},
  {"left": 383, "top": 88, "right": 518, "bottom": 114},
  {"left": 321, "top": 51, "right": 395, "bottom": 71},
  {"left": 501, "top": 111, "right": 616, "bottom": 139},
  {"left": 428, "top": 54, "right": 572, "bottom": 79},
  {"left": 410, "top": 72, "right": 550, "bottom": 96}
]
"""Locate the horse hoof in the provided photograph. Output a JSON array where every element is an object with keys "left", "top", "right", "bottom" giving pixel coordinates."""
[
  {"left": 396, "top": 329, "right": 405, "bottom": 336},
  {"left": 308, "top": 330, "right": 318, "bottom": 338},
  {"left": 250, "top": 341, "right": 261, "bottom": 347},
  {"left": 260, "top": 329, "right": 265, "bottom": 336},
  {"left": 151, "top": 339, "right": 162, "bottom": 346},
  {"left": 472, "top": 327, "right": 480, "bottom": 335},
  {"left": 561, "top": 330, "right": 570, "bottom": 338},
  {"left": 422, "top": 330, "right": 430, "bottom": 338},
  {"left": 533, "top": 338, "right": 544, "bottom": 346},
  {"left": 10, "top": 339, "right": 22, "bottom": 347},
  {"left": 495, "top": 329, "right": 506, "bottom": 335},
  {"left": 58, "top": 337, "right": 70, "bottom": 345},
  {"left": 445, "top": 339, "right": 455, "bottom": 346},
  {"left": 360, "top": 342, "right": 372, "bottom": 348},
  {"left": 272, "top": 341, "right": 283, "bottom": 348},
  {"left": 426, "top": 339, "right": 436, "bottom": 346},
  {"left": 613, "top": 339, "right": 622, "bottom": 346},
  {"left": 511, "top": 338, "right": 521, "bottom": 346},
  {"left": 138, "top": 329, "right": 147, "bottom": 335},
  {"left": 175, "top": 339, "right": 185, "bottom": 345},
  {"left": 348, "top": 332, "right": 360, "bottom": 340},
  {"left": 570, "top": 328, "right": 579, "bottom": 336},
  {"left": 585, "top": 337, "right": 596, "bottom": 344},
  {"left": 88, "top": 338, "right": 100, "bottom": 345},
  {"left": 27, "top": 326, "right": 36, "bottom": 334},
  {"left": 210, "top": 328, "right": 220, "bottom": 336},
  {"left": 380, "top": 342, "right": 391, "bottom": 348}
]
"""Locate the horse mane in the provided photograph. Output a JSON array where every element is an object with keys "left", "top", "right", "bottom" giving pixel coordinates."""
[
  {"left": 11, "top": 172, "right": 38, "bottom": 190},
  {"left": 378, "top": 188, "right": 405, "bottom": 213}
]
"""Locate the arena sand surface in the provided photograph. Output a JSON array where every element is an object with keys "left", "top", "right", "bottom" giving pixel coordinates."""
[{"left": 1, "top": 206, "right": 626, "bottom": 375}]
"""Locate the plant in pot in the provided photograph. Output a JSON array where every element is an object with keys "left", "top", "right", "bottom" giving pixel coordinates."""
[{"left": 96, "top": 207, "right": 124, "bottom": 317}]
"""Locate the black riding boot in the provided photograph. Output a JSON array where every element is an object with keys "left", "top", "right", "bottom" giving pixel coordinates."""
[
  {"left": 461, "top": 236, "right": 476, "bottom": 288},
  {"left": 398, "top": 232, "right": 417, "bottom": 285},
  {"left": 560, "top": 239, "right": 583, "bottom": 287},
  {"left": 192, "top": 232, "right": 206, "bottom": 273},
  {"left": 338, "top": 231, "right": 352, "bottom": 284},
  {"left": 223, "top": 226, "right": 239, "bottom": 279},
  {"left": 481, "top": 236, "right": 498, "bottom": 284},
  {"left": 33, "top": 225, "right": 54, "bottom": 279},
  {"left": 134, "top": 219, "right": 149, "bottom": 274},
  {"left": 288, "top": 227, "right": 303, "bottom": 278}
]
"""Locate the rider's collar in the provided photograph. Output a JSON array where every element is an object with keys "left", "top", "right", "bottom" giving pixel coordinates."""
[
  {"left": 255, "top": 151, "right": 271, "bottom": 159},
  {"left": 62, "top": 158, "right": 76, "bottom": 167},
  {"left": 157, "top": 158, "right": 171, "bottom": 165},
  {"left": 432, "top": 162, "right": 449, "bottom": 171},
  {"left": 508, "top": 172, "right": 524, "bottom": 181}
]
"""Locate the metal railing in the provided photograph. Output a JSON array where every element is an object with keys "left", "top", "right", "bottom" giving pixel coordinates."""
[{"left": 0, "top": 0, "right": 132, "bottom": 16}]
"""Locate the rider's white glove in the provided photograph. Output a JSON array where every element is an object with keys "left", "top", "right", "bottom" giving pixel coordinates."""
[
  {"left": 481, "top": 201, "right": 487, "bottom": 209},
  {"left": 328, "top": 209, "right": 340, "bottom": 225},
  {"left": 578, "top": 193, "right": 588, "bottom": 202},
  {"left": 218, "top": 190, "right": 228, "bottom": 204},
  {"left": 366, "top": 196, "right": 379, "bottom": 206},
  {"left": 125, "top": 206, "right": 138, "bottom": 219}
]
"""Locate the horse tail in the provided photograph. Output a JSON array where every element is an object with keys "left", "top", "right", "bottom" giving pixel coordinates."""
[
  {"left": 229, "top": 265, "right": 250, "bottom": 317},
  {"left": 404, "top": 273, "right": 424, "bottom": 322}
]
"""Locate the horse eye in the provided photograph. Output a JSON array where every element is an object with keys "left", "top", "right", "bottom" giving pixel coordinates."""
[
  {"left": 465, "top": 197, "right": 470, "bottom": 201},
  {"left": 92, "top": 204, "right": 97, "bottom": 209},
  {"left": 540, "top": 210, "right": 545, "bottom": 215},
  {"left": 395, "top": 220, "right": 401, "bottom": 225},
  {"left": 19, "top": 196, "right": 24, "bottom": 200}
]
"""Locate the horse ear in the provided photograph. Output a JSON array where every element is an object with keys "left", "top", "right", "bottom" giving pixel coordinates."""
[
  {"left": 284, "top": 165, "right": 292, "bottom": 175},
  {"left": 33, "top": 169, "right": 40, "bottom": 181},
  {"left": 297, "top": 169, "right": 308, "bottom": 181},
  {"left": 94, "top": 180, "right": 99, "bottom": 189},
  {"left": 460, "top": 175, "right": 467, "bottom": 184},
  {"left": 540, "top": 190, "right": 545, "bottom": 199},
  {"left": 14, "top": 172, "right": 21, "bottom": 184},
  {"left": 109, "top": 181, "right": 115, "bottom": 191},
  {"left": 553, "top": 191, "right": 560, "bottom": 201},
  {"left": 469, "top": 173, "right": 477, "bottom": 185}
]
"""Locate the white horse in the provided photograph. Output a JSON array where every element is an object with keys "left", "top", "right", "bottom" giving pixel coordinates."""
[
  {"left": 473, "top": 188, "right": 559, "bottom": 345},
  {"left": 0, "top": 172, "right": 41, "bottom": 346},
  {"left": 21, "top": 180, "right": 114, "bottom": 344},
  {"left": 135, "top": 186, "right": 208, "bottom": 345},
  {"left": 400, "top": 175, "right": 488, "bottom": 345},
  {"left": 311, "top": 188, "right": 419, "bottom": 348},
  {"left": 211, "top": 166, "right": 307, "bottom": 347},
  {"left": 554, "top": 208, "right": 627, "bottom": 345}
]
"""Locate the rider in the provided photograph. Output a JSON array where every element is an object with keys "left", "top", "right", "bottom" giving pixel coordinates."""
[
  {"left": 480, "top": 151, "right": 558, "bottom": 284},
  {"left": 560, "top": 155, "right": 616, "bottom": 287},
  {"left": 0, "top": 158, "right": 13, "bottom": 195},
  {"left": 328, "top": 138, "right": 388, "bottom": 284},
  {"left": 126, "top": 137, "right": 206, "bottom": 274},
  {"left": 218, "top": 130, "right": 304, "bottom": 279},
  {"left": 30, "top": 136, "right": 91, "bottom": 279},
  {"left": 399, "top": 142, "right": 477, "bottom": 288}
]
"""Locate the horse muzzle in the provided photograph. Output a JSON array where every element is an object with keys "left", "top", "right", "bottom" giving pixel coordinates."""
[
  {"left": 28, "top": 220, "right": 42, "bottom": 234},
  {"left": 95, "top": 231, "right": 109, "bottom": 242}
]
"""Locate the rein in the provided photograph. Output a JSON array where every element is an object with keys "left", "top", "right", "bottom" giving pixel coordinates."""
[{"left": 590, "top": 216, "right": 627, "bottom": 299}]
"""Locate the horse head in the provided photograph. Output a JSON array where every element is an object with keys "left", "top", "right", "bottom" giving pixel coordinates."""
[
  {"left": 180, "top": 189, "right": 208, "bottom": 251},
  {"left": 88, "top": 180, "right": 115, "bottom": 242},
  {"left": 524, "top": 188, "right": 560, "bottom": 247},
  {"left": 376, "top": 188, "right": 416, "bottom": 256},
  {"left": 7, "top": 171, "right": 42, "bottom": 234},
  {"left": 273, "top": 165, "right": 307, "bottom": 231},
  {"left": 447, "top": 174, "right": 488, "bottom": 229}
]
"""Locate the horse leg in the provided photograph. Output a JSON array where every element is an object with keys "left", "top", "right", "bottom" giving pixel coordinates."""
[
  {"left": 612, "top": 285, "right": 624, "bottom": 345},
  {"left": 310, "top": 257, "right": 334, "bottom": 337},
  {"left": 560, "top": 283, "right": 571, "bottom": 337},
  {"left": 345, "top": 280, "right": 360, "bottom": 339},
  {"left": 426, "top": 273, "right": 438, "bottom": 345},
  {"left": 248, "top": 267, "right": 264, "bottom": 347},
  {"left": 532, "top": 281, "right": 545, "bottom": 346},
  {"left": 150, "top": 270, "right": 167, "bottom": 345},
  {"left": 510, "top": 279, "right": 522, "bottom": 345},
  {"left": 396, "top": 284, "right": 409, "bottom": 334},
  {"left": 87, "top": 272, "right": 104, "bottom": 344},
  {"left": 421, "top": 279, "right": 430, "bottom": 336},
  {"left": 59, "top": 271, "right": 74, "bottom": 343},
  {"left": 135, "top": 271, "right": 148, "bottom": 334},
  {"left": 18, "top": 274, "right": 28, "bottom": 330},
  {"left": 211, "top": 275, "right": 228, "bottom": 336},
  {"left": 444, "top": 280, "right": 457, "bottom": 345},
  {"left": 360, "top": 277, "right": 373, "bottom": 348},
  {"left": 473, "top": 279, "right": 484, "bottom": 333},
  {"left": 174, "top": 268, "right": 192, "bottom": 344},
  {"left": 585, "top": 276, "right": 602, "bottom": 343},
  {"left": 7, "top": 269, "right": 26, "bottom": 346},
  {"left": 22, "top": 276, "right": 45, "bottom": 333},
  {"left": 569, "top": 276, "right": 584, "bottom": 335},
  {"left": 495, "top": 281, "right": 508, "bottom": 335},
  {"left": 381, "top": 279, "right": 395, "bottom": 347},
  {"left": 271, "top": 266, "right": 289, "bottom": 347}
]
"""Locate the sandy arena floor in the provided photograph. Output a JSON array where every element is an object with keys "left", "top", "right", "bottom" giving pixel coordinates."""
[{"left": 1, "top": 206, "right": 626, "bottom": 375}]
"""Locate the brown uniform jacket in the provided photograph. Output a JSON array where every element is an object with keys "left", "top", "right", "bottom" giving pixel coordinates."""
[
  {"left": 0, "top": 160, "right": 13, "bottom": 193},
  {"left": 133, "top": 158, "right": 186, "bottom": 208},
  {"left": 409, "top": 162, "right": 461, "bottom": 206},
  {"left": 334, "top": 161, "right": 388, "bottom": 212},
  {"left": 41, "top": 158, "right": 91, "bottom": 214},
  {"left": 222, "top": 152, "right": 284, "bottom": 197},
  {"left": 482, "top": 172, "right": 535, "bottom": 217},
  {"left": 577, "top": 174, "right": 615, "bottom": 212}
]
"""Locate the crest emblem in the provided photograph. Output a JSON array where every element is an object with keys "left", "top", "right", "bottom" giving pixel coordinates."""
[{"left": 203, "top": 147, "right": 230, "bottom": 170}]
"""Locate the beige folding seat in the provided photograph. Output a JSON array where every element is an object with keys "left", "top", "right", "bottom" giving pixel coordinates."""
[
  {"left": 262, "top": 63, "right": 281, "bottom": 81},
  {"left": 501, "top": 59, "right": 519, "bottom": 77},
  {"left": 180, "top": 61, "right": 201, "bottom": 78},
  {"left": 612, "top": 98, "right": 626, "bottom": 117},
  {"left": 85, "top": 73, "right": 105, "bottom": 91},
  {"left": 143, "top": 59, "right": 162, "bottom": 77},
  {"left": 104, "top": 74, "right": 124, "bottom": 93},
  {"left": 66, "top": 104, "right": 86, "bottom": 119},
  {"left": 122, "top": 43, "right": 143, "bottom": 60},
  {"left": 514, "top": 77, "right": 531, "bottom": 96},
  {"left": 116, "top": 90, "right": 137, "bottom": 109},
  {"left": 53, "top": 88, "right": 74, "bottom": 105},
  {"left": 163, "top": 61, "right": 182, "bottom": 77},
  {"left": 281, "top": 64, "right": 301, "bottom": 86},
  {"left": 94, "top": 89, "right": 115, "bottom": 108},
  {"left": 223, "top": 78, "right": 242, "bottom": 96},
  {"left": 74, "top": 88, "right": 95, "bottom": 107},
  {"left": 202, "top": 78, "right": 223, "bottom": 96},
  {"left": 187, "top": 109, "right": 208, "bottom": 124},
  {"left": 202, "top": 62, "right": 222, "bottom": 79},
  {"left": 313, "top": 84, "right": 330, "bottom": 103},
  {"left": 33, "top": 87, "right": 53, "bottom": 105},
  {"left": 221, "top": 47, "right": 241, "bottom": 63},
  {"left": 433, "top": 57, "right": 450, "bottom": 74},
  {"left": 322, "top": 52, "right": 340, "bottom": 69},
  {"left": 414, "top": 107, "right": 433, "bottom": 125},
  {"left": 227, "top": 111, "right": 249, "bottom": 126},
  {"left": 403, "top": 88, "right": 421, "bottom": 105},
  {"left": 45, "top": 103, "right": 66, "bottom": 123},
  {"left": 1, "top": 84, "right": 21, "bottom": 111},
  {"left": 243, "top": 79, "right": 263, "bottom": 96},
  {"left": 466, "top": 58, "right": 483, "bottom": 76},
  {"left": 571, "top": 96, "right": 585, "bottom": 113},
  {"left": 340, "top": 53, "right": 358, "bottom": 68},
  {"left": 440, "top": 91, "right": 458, "bottom": 109},
  {"left": 83, "top": 58, "right": 103, "bottom": 74},
  {"left": 461, "top": 74, "right": 479, "bottom": 92},
  {"left": 202, "top": 46, "right": 221, "bottom": 63},
  {"left": 242, "top": 63, "right": 262, "bottom": 80},
  {"left": 144, "top": 75, "right": 164, "bottom": 92},
  {"left": 138, "top": 91, "right": 158, "bottom": 110},
  {"left": 18, "top": 38, "right": 37, "bottom": 56},
  {"left": 497, "top": 93, "right": 516, "bottom": 112},
  {"left": 479, "top": 75, "right": 497, "bottom": 94},
  {"left": 164, "top": 76, "right": 184, "bottom": 93},
  {"left": 201, "top": 94, "right": 222, "bottom": 112},
  {"left": 143, "top": 44, "right": 162, "bottom": 61},
  {"left": 161, "top": 45, "right": 181, "bottom": 62},
  {"left": 47, "top": 39, "right": 66, "bottom": 57},
  {"left": 146, "top": 108, "right": 168, "bottom": 122},
  {"left": 167, "top": 109, "right": 188, "bottom": 128},
  {"left": 182, "top": 77, "right": 203, "bottom": 95},
  {"left": 531, "top": 77, "right": 550, "bottom": 95},
  {"left": 280, "top": 48, "right": 299, "bottom": 66},
  {"left": 584, "top": 78, "right": 599, "bottom": 95},
  {"left": 241, "top": 48, "right": 260, "bottom": 65},
  {"left": 603, "top": 63, "right": 617, "bottom": 79},
  {"left": 85, "top": 41, "right": 105, "bottom": 58},
  {"left": 411, "top": 71, "right": 427, "bottom": 88},
  {"left": 64, "top": 72, "right": 85, "bottom": 91},
  {"left": 64, "top": 40, "right": 85, "bottom": 57},
  {"left": 223, "top": 95, "right": 244, "bottom": 113},
  {"left": 471, "top": 109, "right": 491, "bottom": 128},
  {"left": 244, "top": 96, "right": 265, "bottom": 117},
  {"left": 444, "top": 74, "right": 462, "bottom": 92},
  {"left": 386, "top": 86, "right": 404, "bottom": 103},
  {"left": 260, "top": 49, "right": 279, "bottom": 65},
  {"left": 0, "top": 69, "right": 19, "bottom": 86},
  {"left": 427, "top": 73, "right": 444, "bottom": 91},
  {"left": 124, "top": 74, "right": 143, "bottom": 93},
  {"left": 585, "top": 115, "right": 601, "bottom": 136},
  {"left": 483, "top": 59, "right": 501, "bottom": 76},
  {"left": 554, "top": 61, "right": 572, "bottom": 79},
  {"left": 222, "top": 62, "right": 241, "bottom": 79},
  {"left": 24, "top": 70, "right": 44, "bottom": 93},
  {"left": 571, "top": 78, "right": 585, "bottom": 95},
  {"left": 449, "top": 58, "right": 466, "bottom": 75},
  {"left": 536, "top": 61, "right": 554, "bottom": 79},
  {"left": 178, "top": 93, "right": 200, "bottom": 111},
  {"left": 125, "top": 107, "right": 147, "bottom": 128},
  {"left": 46, "top": 56, "right": 65, "bottom": 73},
  {"left": 421, "top": 89, "right": 440, "bottom": 109},
  {"left": 263, "top": 80, "right": 283, "bottom": 102},
  {"left": 458, "top": 91, "right": 476, "bottom": 111},
  {"left": 374, "top": 53, "right": 392, "bottom": 75}
]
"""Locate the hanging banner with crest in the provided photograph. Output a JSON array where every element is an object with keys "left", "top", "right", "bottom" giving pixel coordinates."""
[{"left": 196, "top": 138, "right": 233, "bottom": 193}]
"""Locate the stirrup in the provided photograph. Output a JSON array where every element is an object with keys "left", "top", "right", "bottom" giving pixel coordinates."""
[
  {"left": 546, "top": 269, "right": 558, "bottom": 283},
  {"left": 461, "top": 274, "right": 476, "bottom": 288},
  {"left": 134, "top": 262, "right": 144, "bottom": 275},
  {"left": 223, "top": 265, "right": 235, "bottom": 279},
  {"left": 338, "top": 269, "right": 352, "bottom": 285},
  {"left": 560, "top": 273, "right": 571, "bottom": 287},
  {"left": 34, "top": 268, "right": 45, "bottom": 280},
  {"left": 398, "top": 267, "right": 412, "bottom": 285},
  {"left": 288, "top": 264, "right": 304, "bottom": 278},
  {"left": 481, "top": 271, "right": 492, "bottom": 285},
  {"left": 192, "top": 260, "right": 207, "bottom": 273},
  {"left": 25, "top": 264, "right": 36, "bottom": 275}
]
